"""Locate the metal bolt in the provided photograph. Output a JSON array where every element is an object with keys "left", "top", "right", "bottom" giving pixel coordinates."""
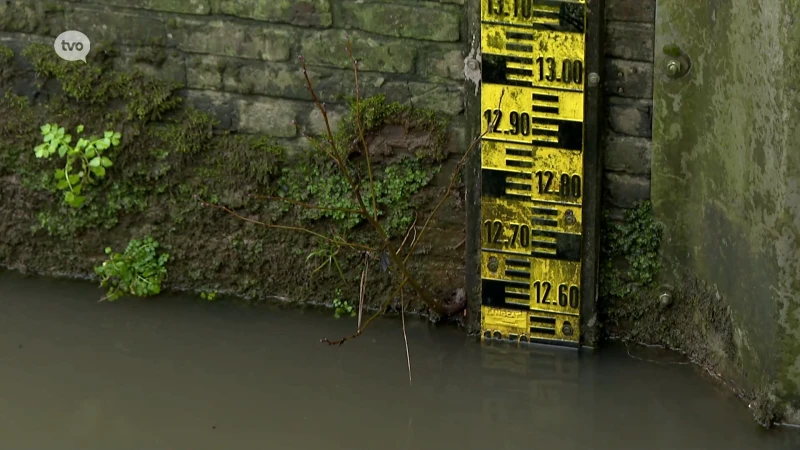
[
  {"left": 466, "top": 59, "right": 480, "bottom": 71},
  {"left": 564, "top": 210, "right": 576, "bottom": 226},
  {"left": 666, "top": 60, "right": 681, "bottom": 76},
  {"left": 587, "top": 72, "right": 600, "bottom": 87},
  {"left": 659, "top": 292, "right": 673, "bottom": 307},
  {"left": 562, "top": 322, "right": 574, "bottom": 336},
  {"left": 488, "top": 256, "right": 499, "bottom": 272}
]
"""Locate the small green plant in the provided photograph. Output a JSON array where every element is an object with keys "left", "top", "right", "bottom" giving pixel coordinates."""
[
  {"left": 306, "top": 238, "right": 347, "bottom": 283},
  {"left": 94, "top": 236, "right": 169, "bottom": 302},
  {"left": 600, "top": 201, "right": 664, "bottom": 299},
  {"left": 200, "top": 291, "right": 218, "bottom": 301},
  {"left": 33, "top": 123, "right": 120, "bottom": 207},
  {"left": 332, "top": 289, "right": 356, "bottom": 318}
]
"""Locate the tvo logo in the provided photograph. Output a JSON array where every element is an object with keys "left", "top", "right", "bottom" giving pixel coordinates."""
[{"left": 54, "top": 30, "right": 91, "bottom": 62}]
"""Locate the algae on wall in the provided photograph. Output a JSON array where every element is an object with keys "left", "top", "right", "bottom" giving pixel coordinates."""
[
  {"left": 650, "top": 0, "right": 800, "bottom": 423},
  {"left": 0, "top": 40, "right": 468, "bottom": 317}
]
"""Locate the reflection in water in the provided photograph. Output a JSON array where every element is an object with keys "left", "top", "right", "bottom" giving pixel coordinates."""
[{"left": 0, "top": 271, "right": 798, "bottom": 450}]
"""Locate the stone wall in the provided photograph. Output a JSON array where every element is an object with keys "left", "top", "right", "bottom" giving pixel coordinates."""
[
  {"left": 1, "top": 0, "right": 469, "bottom": 149},
  {"left": 0, "top": 0, "right": 658, "bottom": 314},
  {"left": 1, "top": 0, "right": 657, "bottom": 208},
  {"left": 602, "top": 0, "right": 654, "bottom": 217}
]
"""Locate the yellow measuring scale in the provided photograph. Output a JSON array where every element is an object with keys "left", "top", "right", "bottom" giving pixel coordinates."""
[{"left": 479, "top": 0, "right": 586, "bottom": 346}]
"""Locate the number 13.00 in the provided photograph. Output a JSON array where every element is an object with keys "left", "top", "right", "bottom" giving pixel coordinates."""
[{"left": 536, "top": 57, "right": 583, "bottom": 85}]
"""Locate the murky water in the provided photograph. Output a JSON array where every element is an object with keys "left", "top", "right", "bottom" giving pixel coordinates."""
[{"left": 1, "top": 271, "right": 798, "bottom": 450}]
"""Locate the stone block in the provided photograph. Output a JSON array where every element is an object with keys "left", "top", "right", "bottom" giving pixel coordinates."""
[
  {"left": 604, "top": 133, "right": 652, "bottom": 176},
  {"left": 171, "top": 17, "right": 293, "bottom": 61},
  {"left": 84, "top": 0, "right": 211, "bottom": 14},
  {"left": 605, "top": 58, "right": 653, "bottom": 99},
  {"left": 183, "top": 90, "right": 308, "bottom": 136},
  {"left": 417, "top": 45, "right": 465, "bottom": 81},
  {"left": 300, "top": 30, "right": 417, "bottom": 73},
  {"left": 607, "top": 97, "right": 652, "bottom": 138},
  {"left": 381, "top": 81, "right": 464, "bottom": 115},
  {"left": 185, "top": 54, "right": 224, "bottom": 90},
  {"left": 114, "top": 46, "right": 187, "bottom": 85},
  {"left": 64, "top": 6, "right": 167, "bottom": 46},
  {"left": 606, "top": 21, "right": 654, "bottom": 62},
  {"left": 0, "top": 1, "right": 59, "bottom": 35},
  {"left": 210, "top": 0, "right": 332, "bottom": 27},
  {"left": 604, "top": 173, "right": 651, "bottom": 208},
  {"left": 605, "top": 0, "right": 656, "bottom": 23},
  {"left": 334, "top": 2, "right": 460, "bottom": 42}
]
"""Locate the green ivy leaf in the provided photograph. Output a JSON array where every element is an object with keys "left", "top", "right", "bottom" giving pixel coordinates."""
[
  {"left": 89, "top": 156, "right": 101, "bottom": 167},
  {"left": 58, "top": 145, "right": 68, "bottom": 158},
  {"left": 41, "top": 124, "right": 51, "bottom": 134},
  {"left": 56, "top": 180, "right": 69, "bottom": 190},
  {"left": 54, "top": 169, "right": 65, "bottom": 179},
  {"left": 67, "top": 174, "right": 80, "bottom": 184},
  {"left": 100, "top": 156, "right": 113, "bottom": 167},
  {"left": 85, "top": 147, "right": 96, "bottom": 158},
  {"left": 91, "top": 166, "right": 106, "bottom": 177},
  {"left": 77, "top": 125, "right": 84, "bottom": 133}
]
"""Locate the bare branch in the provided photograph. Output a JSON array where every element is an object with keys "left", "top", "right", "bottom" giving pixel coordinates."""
[
  {"left": 320, "top": 277, "right": 408, "bottom": 346},
  {"left": 346, "top": 38, "right": 379, "bottom": 221},
  {"left": 403, "top": 88, "right": 506, "bottom": 265},
  {"left": 199, "top": 200, "right": 375, "bottom": 251},
  {"left": 401, "top": 285, "right": 412, "bottom": 384}
]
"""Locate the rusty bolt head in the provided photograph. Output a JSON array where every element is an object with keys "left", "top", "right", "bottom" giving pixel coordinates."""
[{"left": 488, "top": 256, "right": 499, "bottom": 272}]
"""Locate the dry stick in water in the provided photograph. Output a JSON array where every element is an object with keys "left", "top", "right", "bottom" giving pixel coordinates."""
[
  {"left": 357, "top": 256, "right": 368, "bottom": 329},
  {"left": 321, "top": 277, "right": 409, "bottom": 346},
  {"left": 401, "top": 286, "right": 412, "bottom": 384}
]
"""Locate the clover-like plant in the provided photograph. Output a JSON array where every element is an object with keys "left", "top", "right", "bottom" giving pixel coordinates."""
[{"left": 34, "top": 123, "right": 120, "bottom": 207}]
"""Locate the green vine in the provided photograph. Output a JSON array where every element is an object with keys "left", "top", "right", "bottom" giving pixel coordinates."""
[
  {"left": 94, "top": 236, "right": 169, "bottom": 302},
  {"left": 33, "top": 123, "right": 120, "bottom": 208}
]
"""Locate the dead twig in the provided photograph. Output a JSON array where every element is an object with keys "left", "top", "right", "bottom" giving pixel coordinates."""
[
  {"left": 358, "top": 255, "right": 368, "bottom": 329},
  {"left": 320, "top": 277, "right": 408, "bottom": 346},
  {"left": 199, "top": 200, "right": 375, "bottom": 252},
  {"left": 401, "top": 285, "right": 412, "bottom": 384},
  {"left": 402, "top": 89, "right": 505, "bottom": 267}
]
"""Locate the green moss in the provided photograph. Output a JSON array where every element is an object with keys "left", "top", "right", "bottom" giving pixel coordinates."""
[
  {"left": 277, "top": 94, "right": 448, "bottom": 237},
  {"left": 1, "top": 40, "right": 455, "bottom": 319},
  {"left": 0, "top": 44, "right": 14, "bottom": 67},
  {"left": 663, "top": 43, "right": 682, "bottom": 57},
  {"left": 600, "top": 201, "right": 664, "bottom": 300},
  {"left": 22, "top": 43, "right": 182, "bottom": 121},
  {"left": 159, "top": 107, "right": 218, "bottom": 155}
]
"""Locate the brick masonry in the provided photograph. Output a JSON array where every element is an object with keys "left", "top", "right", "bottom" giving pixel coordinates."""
[{"left": 603, "top": 0, "right": 655, "bottom": 217}]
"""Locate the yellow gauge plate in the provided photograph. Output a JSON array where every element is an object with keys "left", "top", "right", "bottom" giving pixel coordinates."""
[{"left": 480, "top": 0, "right": 586, "bottom": 346}]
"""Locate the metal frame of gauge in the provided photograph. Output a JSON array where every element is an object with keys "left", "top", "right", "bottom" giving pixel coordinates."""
[{"left": 478, "top": 0, "right": 597, "bottom": 347}]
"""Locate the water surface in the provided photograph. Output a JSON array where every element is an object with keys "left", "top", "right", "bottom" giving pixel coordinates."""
[{"left": 0, "top": 272, "right": 798, "bottom": 450}]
